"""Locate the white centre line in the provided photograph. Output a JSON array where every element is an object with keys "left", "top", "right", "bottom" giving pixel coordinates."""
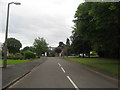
[
  {"left": 67, "top": 76, "right": 79, "bottom": 90},
  {"left": 58, "top": 63, "right": 79, "bottom": 90},
  {"left": 58, "top": 63, "right": 61, "bottom": 67},
  {"left": 61, "top": 67, "right": 65, "bottom": 73}
]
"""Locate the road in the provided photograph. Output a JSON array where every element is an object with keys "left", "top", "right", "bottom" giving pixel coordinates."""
[{"left": 9, "top": 57, "right": 118, "bottom": 89}]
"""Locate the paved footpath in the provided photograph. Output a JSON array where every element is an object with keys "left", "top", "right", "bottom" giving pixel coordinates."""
[
  {"left": 7, "top": 57, "right": 118, "bottom": 89},
  {"left": 2, "top": 57, "right": 47, "bottom": 88}
]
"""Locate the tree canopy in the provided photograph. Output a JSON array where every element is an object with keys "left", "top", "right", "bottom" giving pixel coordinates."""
[
  {"left": 71, "top": 2, "right": 120, "bottom": 58},
  {"left": 6, "top": 38, "right": 22, "bottom": 54},
  {"left": 33, "top": 37, "right": 48, "bottom": 56},
  {"left": 21, "top": 46, "right": 35, "bottom": 52},
  {"left": 54, "top": 47, "right": 62, "bottom": 55}
]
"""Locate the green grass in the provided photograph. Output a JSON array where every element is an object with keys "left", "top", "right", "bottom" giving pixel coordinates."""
[
  {"left": 65, "top": 57, "right": 119, "bottom": 75},
  {"left": 0, "top": 60, "right": 30, "bottom": 65}
]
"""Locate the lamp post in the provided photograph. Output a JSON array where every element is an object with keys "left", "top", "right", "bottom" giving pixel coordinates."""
[{"left": 3, "top": 2, "right": 21, "bottom": 68}]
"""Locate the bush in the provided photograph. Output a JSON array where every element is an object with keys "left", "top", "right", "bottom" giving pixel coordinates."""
[
  {"left": 7, "top": 53, "right": 14, "bottom": 59},
  {"left": 48, "top": 53, "right": 55, "bottom": 57},
  {"left": 7, "top": 53, "right": 24, "bottom": 60},
  {"left": 90, "top": 51, "right": 97, "bottom": 56},
  {"left": 36, "top": 56, "right": 40, "bottom": 58},
  {"left": 15, "top": 53, "right": 24, "bottom": 59},
  {"left": 0, "top": 50, "right": 2, "bottom": 59},
  {"left": 24, "top": 51, "right": 36, "bottom": 59}
]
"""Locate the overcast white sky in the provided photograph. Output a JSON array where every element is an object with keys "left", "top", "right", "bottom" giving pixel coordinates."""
[{"left": 0, "top": 0, "right": 84, "bottom": 48}]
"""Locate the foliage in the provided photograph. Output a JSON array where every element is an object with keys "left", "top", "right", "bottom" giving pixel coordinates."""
[
  {"left": 33, "top": 37, "right": 48, "bottom": 56},
  {"left": 90, "top": 51, "right": 97, "bottom": 56},
  {"left": 56, "top": 39, "right": 72, "bottom": 56},
  {"left": 0, "top": 50, "right": 2, "bottom": 59},
  {"left": 24, "top": 51, "right": 36, "bottom": 59},
  {"left": 48, "top": 52, "right": 55, "bottom": 57},
  {"left": 0, "top": 60, "right": 30, "bottom": 65},
  {"left": 71, "top": 2, "right": 120, "bottom": 58},
  {"left": 7, "top": 53, "right": 24, "bottom": 60},
  {"left": 58, "top": 42, "right": 65, "bottom": 49},
  {"left": 15, "top": 53, "right": 24, "bottom": 59},
  {"left": 54, "top": 47, "right": 62, "bottom": 54},
  {"left": 21, "top": 46, "right": 35, "bottom": 52},
  {"left": 66, "top": 38, "right": 70, "bottom": 46},
  {"left": 6, "top": 38, "right": 22, "bottom": 54},
  {"left": 63, "top": 38, "right": 71, "bottom": 56}
]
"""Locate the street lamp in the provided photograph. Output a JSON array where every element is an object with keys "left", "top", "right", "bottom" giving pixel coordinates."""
[{"left": 3, "top": 2, "right": 21, "bottom": 68}]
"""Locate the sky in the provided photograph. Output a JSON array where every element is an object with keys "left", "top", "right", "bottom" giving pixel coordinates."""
[{"left": 0, "top": 0, "right": 84, "bottom": 48}]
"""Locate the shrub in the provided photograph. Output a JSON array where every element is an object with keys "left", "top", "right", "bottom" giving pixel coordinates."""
[
  {"left": 48, "top": 53, "right": 55, "bottom": 57},
  {"left": 0, "top": 50, "right": 2, "bottom": 59},
  {"left": 7, "top": 53, "right": 14, "bottom": 59},
  {"left": 36, "top": 56, "right": 40, "bottom": 58},
  {"left": 14, "top": 53, "right": 24, "bottom": 60},
  {"left": 7, "top": 53, "right": 24, "bottom": 60},
  {"left": 24, "top": 51, "right": 36, "bottom": 59},
  {"left": 90, "top": 51, "right": 97, "bottom": 56}
]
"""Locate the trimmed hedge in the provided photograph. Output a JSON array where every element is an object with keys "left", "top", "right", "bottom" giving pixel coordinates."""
[{"left": 24, "top": 51, "right": 36, "bottom": 59}]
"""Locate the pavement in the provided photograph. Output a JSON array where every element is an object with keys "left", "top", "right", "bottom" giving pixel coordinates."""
[
  {"left": 3, "top": 57, "right": 118, "bottom": 89},
  {"left": 2, "top": 57, "right": 47, "bottom": 88}
]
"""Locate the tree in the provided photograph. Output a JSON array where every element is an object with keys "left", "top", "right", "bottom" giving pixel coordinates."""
[
  {"left": 22, "top": 46, "right": 35, "bottom": 52},
  {"left": 58, "top": 42, "right": 65, "bottom": 49},
  {"left": 64, "top": 38, "right": 71, "bottom": 56},
  {"left": 54, "top": 47, "right": 62, "bottom": 56},
  {"left": 24, "top": 50, "right": 36, "bottom": 59},
  {"left": 71, "top": 2, "right": 120, "bottom": 58},
  {"left": 89, "top": 2, "right": 120, "bottom": 58},
  {"left": 66, "top": 38, "right": 70, "bottom": 46},
  {"left": 6, "top": 38, "right": 22, "bottom": 54},
  {"left": 33, "top": 37, "right": 48, "bottom": 56}
]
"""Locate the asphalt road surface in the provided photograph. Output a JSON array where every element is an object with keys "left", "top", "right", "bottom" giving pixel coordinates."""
[{"left": 9, "top": 57, "right": 118, "bottom": 89}]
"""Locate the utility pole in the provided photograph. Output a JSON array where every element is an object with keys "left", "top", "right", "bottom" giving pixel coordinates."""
[{"left": 3, "top": 2, "right": 21, "bottom": 68}]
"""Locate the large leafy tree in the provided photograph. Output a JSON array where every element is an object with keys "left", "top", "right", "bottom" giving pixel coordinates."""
[
  {"left": 71, "top": 2, "right": 120, "bottom": 58},
  {"left": 64, "top": 38, "right": 71, "bottom": 56},
  {"left": 33, "top": 37, "right": 48, "bottom": 56},
  {"left": 54, "top": 47, "right": 62, "bottom": 56},
  {"left": 66, "top": 38, "right": 70, "bottom": 46},
  {"left": 89, "top": 2, "right": 120, "bottom": 58},
  {"left": 6, "top": 38, "right": 22, "bottom": 54},
  {"left": 58, "top": 42, "right": 65, "bottom": 49},
  {"left": 21, "top": 46, "right": 35, "bottom": 52}
]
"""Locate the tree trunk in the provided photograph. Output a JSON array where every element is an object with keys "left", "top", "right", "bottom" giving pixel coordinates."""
[{"left": 82, "top": 52, "right": 84, "bottom": 58}]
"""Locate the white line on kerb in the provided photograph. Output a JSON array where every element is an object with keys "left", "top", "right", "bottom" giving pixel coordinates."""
[
  {"left": 67, "top": 76, "right": 79, "bottom": 90},
  {"left": 58, "top": 63, "right": 61, "bottom": 67},
  {"left": 61, "top": 67, "right": 65, "bottom": 73}
]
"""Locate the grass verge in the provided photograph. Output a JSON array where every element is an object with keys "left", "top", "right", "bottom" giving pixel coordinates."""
[
  {"left": 64, "top": 57, "right": 119, "bottom": 75},
  {"left": 0, "top": 60, "right": 30, "bottom": 65}
]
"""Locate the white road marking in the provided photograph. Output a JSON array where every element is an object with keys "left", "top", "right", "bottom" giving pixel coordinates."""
[
  {"left": 58, "top": 63, "right": 61, "bottom": 67},
  {"left": 61, "top": 67, "right": 65, "bottom": 73},
  {"left": 58, "top": 63, "right": 79, "bottom": 89},
  {"left": 67, "top": 76, "right": 79, "bottom": 90}
]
